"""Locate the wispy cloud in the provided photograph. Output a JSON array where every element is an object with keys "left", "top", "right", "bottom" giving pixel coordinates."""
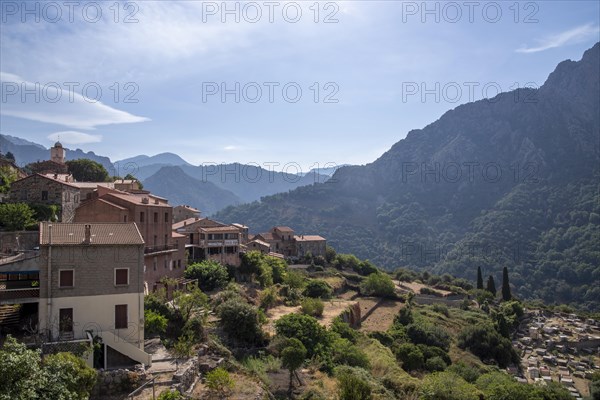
[
  {"left": 224, "top": 145, "right": 241, "bottom": 151},
  {"left": 47, "top": 131, "right": 102, "bottom": 145},
  {"left": 0, "top": 72, "right": 149, "bottom": 129},
  {"left": 516, "top": 23, "right": 599, "bottom": 53}
]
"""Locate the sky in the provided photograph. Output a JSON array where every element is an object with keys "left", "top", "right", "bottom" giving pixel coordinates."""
[{"left": 1, "top": 0, "right": 599, "bottom": 173}]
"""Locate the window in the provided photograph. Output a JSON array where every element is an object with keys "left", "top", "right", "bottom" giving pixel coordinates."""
[
  {"left": 115, "top": 305, "right": 128, "bottom": 329},
  {"left": 115, "top": 268, "right": 129, "bottom": 285},
  {"left": 164, "top": 259, "right": 167, "bottom": 269},
  {"left": 59, "top": 308, "right": 73, "bottom": 332},
  {"left": 20, "top": 189, "right": 27, "bottom": 200},
  {"left": 140, "top": 212, "right": 145, "bottom": 223},
  {"left": 124, "top": 215, "right": 128, "bottom": 222},
  {"left": 154, "top": 212, "right": 158, "bottom": 223},
  {"left": 41, "top": 190, "right": 48, "bottom": 200},
  {"left": 164, "top": 234, "right": 168, "bottom": 245},
  {"left": 59, "top": 270, "right": 74, "bottom": 288},
  {"left": 164, "top": 212, "right": 169, "bottom": 223}
]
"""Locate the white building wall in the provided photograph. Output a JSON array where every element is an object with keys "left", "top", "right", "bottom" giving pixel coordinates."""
[{"left": 38, "top": 292, "right": 144, "bottom": 349}]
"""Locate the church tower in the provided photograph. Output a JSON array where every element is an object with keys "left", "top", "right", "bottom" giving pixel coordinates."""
[{"left": 50, "top": 141, "right": 65, "bottom": 164}]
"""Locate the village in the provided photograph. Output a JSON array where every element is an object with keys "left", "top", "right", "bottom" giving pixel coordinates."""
[{"left": 1, "top": 145, "right": 599, "bottom": 399}]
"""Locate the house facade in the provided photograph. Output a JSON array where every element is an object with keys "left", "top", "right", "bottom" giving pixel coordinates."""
[
  {"left": 254, "top": 227, "right": 327, "bottom": 258},
  {"left": 74, "top": 187, "right": 186, "bottom": 292},
  {"left": 8, "top": 174, "right": 81, "bottom": 222},
  {"left": 37, "top": 222, "right": 151, "bottom": 368},
  {"left": 173, "top": 205, "right": 200, "bottom": 223},
  {"left": 173, "top": 217, "right": 241, "bottom": 267}
]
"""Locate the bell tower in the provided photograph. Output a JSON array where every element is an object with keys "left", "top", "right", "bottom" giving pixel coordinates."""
[{"left": 50, "top": 141, "right": 65, "bottom": 164}]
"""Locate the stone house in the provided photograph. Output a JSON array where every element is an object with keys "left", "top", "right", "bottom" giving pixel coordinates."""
[
  {"left": 173, "top": 217, "right": 241, "bottom": 267},
  {"left": 37, "top": 222, "right": 152, "bottom": 368},
  {"left": 255, "top": 226, "right": 327, "bottom": 258},
  {"left": 173, "top": 205, "right": 200, "bottom": 223},
  {"left": 8, "top": 173, "right": 81, "bottom": 222},
  {"left": 294, "top": 235, "right": 327, "bottom": 258}
]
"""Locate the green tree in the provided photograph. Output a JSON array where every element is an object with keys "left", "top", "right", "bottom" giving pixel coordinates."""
[
  {"left": 217, "top": 298, "right": 264, "bottom": 344},
  {"left": 5, "top": 152, "right": 15, "bottom": 162},
  {"left": 0, "top": 203, "right": 36, "bottom": 231},
  {"left": 486, "top": 275, "right": 497, "bottom": 297},
  {"left": 275, "top": 313, "right": 329, "bottom": 357},
  {"left": 394, "top": 342, "right": 424, "bottom": 371},
  {"left": 281, "top": 338, "right": 307, "bottom": 394},
  {"left": 301, "top": 297, "right": 324, "bottom": 317},
  {"left": 476, "top": 266, "right": 484, "bottom": 290},
  {"left": 0, "top": 165, "right": 19, "bottom": 194},
  {"left": 501, "top": 267, "right": 512, "bottom": 301},
  {"left": 359, "top": 272, "right": 396, "bottom": 297},
  {"left": 145, "top": 309, "right": 168, "bottom": 336},
  {"left": 184, "top": 261, "right": 229, "bottom": 291},
  {"left": 66, "top": 159, "right": 109, "bottom": 182},
  {"left": 0, "top": 336, "right": 97, "bottom": 400},
  {"left": 123, "top": 173, "right": 143, "bottom": 189}
]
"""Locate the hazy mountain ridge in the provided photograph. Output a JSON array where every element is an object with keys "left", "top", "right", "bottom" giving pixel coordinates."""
[
  {"left": 142, "top": 166, "right": 242, "bottom": 215},
  {"left": 215, "top": 43, "right": 600, "bottom": 310}
]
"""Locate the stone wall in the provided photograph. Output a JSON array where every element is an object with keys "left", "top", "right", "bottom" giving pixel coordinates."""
[
  {"left": 91, "top": 366, "right": 147, "bottom": 399},
  {"left": 338, "top": 302, "right": 361, "bottom": 328},
  {"left": 0, "top": 231, "right": 39, "bottom": 252}
]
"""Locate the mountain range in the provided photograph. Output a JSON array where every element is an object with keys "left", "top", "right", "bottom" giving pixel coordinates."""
[
  {"left": 215, "top": 43, "right": 600, "bottom": 311},
  {"left": 0, "top": 137, "right": 331, "bottom": 215}
]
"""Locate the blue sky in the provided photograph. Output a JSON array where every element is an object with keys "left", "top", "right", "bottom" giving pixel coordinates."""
[{"left": 1, "top": 1, "right": 598, "bottom": 172}]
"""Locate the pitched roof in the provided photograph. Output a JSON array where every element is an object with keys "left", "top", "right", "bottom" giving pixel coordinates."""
[
  {"left": 13, "top": 173, "right": 79, "bottom": 189},
  {"left": 172, "top": 217, "right": 201, "bottom": 230},
  {"left": 248, "top": 239, "right": 270, "bottom": 247},
  {"left": 104, "top": 191, "right": 171, "bottom": 208},
  {"left": 257, "top": 233, "right": 274, "bottom": 241},
  {"left": 71, "top": 182, "right": 115, "bottom": 189},
  {"left": 39, "top": 222, "right": 144, "bottom": 245},
  {"left": 294, "top": 235, "right": 326, "bottom": 242},
  {"left": 232, "top": 223, "right": 249, "bottom": 229},
  {"left": 200, "top": 226, "right": 239, "bottom": 233},
  {"left": 172, "top": 231, "right": 186, "bottom": 238},
  {"left": 273, "top": 226, "right": 294, "bottom": 232}
]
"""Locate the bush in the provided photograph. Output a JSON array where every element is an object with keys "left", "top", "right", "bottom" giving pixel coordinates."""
[
  {"left": 420, "top": 372, "right": 481, "bottom": 400},
  {"left": 360, "top": 273, "right": 396, "bottom": 297},
  {"left": 425, "top": 356, "right": 447, "bottom": 372},
  {"left": 157, "top": 390, "right": 184, "bottom": 400},
  {"left": 301, "top": 298, "right": 324, "bottom": 317},
  {"left": 183, "top": 316, "right": 204, "bottom": 342},
  {"left": 205, "top": 367, "right": 234, "bottom": 394},
  {"left": 337, "top": 369, "right": 372, "bottom": 400},
  {"left": 406, "top": 322, "right": 451, "bottom": 351},
  {"left": 0, "top": 202, "right": 37, "bottom": 230},
  {"left": 259, "top": 286, "right": 279, "bottom": 310},
  {"left": 332, "top": 338, "right": 370, "bottom": 369},
  {"left": 303, "top": 279, "right": 333, "bottom": 299},
  {"left": 447, "top": 362, "right": 482, "bottom": 383},
  {"left": 432, "top": 304, "right": 449, "bottom": 317},
  {"left": 457, "top": 323, "right": 519, "bottom": 367},
  {"left": 331, "top": 318, "right": 359, "bottom": 343},
  {"left": 284, "top": 270, "right": 306, "bottom": 289},
  {"left": 145, "top": 310, "right": 168, "bottom": 336},
  {"left": 393, "top": 342, "right": 424, "bottom": 371},
  {"left": 217, "top": 298, "right": 264, "bottom": 344},
  {"left": 184, "top": 261, "right": 229, "bottom": 291}
]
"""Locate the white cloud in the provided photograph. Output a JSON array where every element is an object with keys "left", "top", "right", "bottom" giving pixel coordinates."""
[
  {"left": 47, "top": 131, "right": 102, "bottom": 145},
  {"left": 224, "top": 145, "right": 241, "bottom": 151},
  {"left": 0, "top": 72, "right": 150, "bottom": 129},
  {"left": 516, "top": 23, "right": 599, "bottom": 53}
]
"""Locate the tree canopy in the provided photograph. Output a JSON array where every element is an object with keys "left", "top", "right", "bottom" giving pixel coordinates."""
[{"left": 66, "top": 159, "right": 109, "bottom": 182}]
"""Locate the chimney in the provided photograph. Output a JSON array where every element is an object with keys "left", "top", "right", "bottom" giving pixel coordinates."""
[{"left": 84, "top": 224, "right": 91, "bottom": 244}]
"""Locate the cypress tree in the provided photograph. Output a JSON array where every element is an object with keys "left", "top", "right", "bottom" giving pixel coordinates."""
[
  {"left": 476, "top": 266, "right": 484, "bottom": 290},
  {"left": 502, "top": 266, "right": 512, "bottom": 301},
  {"left": 486, "top": 275, "right": 496, "bottom": 297}
]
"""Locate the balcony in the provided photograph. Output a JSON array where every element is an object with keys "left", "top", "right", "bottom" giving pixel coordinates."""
[
  {"left": 0, "top": 287, "right": 40, "bottom": 304},
  {"left": 144, "top": 244, "right": 178, "bottom": 255},
  {"left": 199, "top": 240, "right": 239, "bottom": 247}
]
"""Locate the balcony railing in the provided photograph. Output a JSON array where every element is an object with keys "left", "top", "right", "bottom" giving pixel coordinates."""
[
  {"left": 144, "top": 244, "right": 178, "bottom": 254},
  {"left": 0, "top": 287, "right": 40, "bottom": 303},
  {"left": 199, "top": 240, "right": 239, "bottom": 247}
]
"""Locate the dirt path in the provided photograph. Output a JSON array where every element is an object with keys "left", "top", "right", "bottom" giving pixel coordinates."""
[{"left": 359, "top": 299, "right": 404, "bottom": 332}]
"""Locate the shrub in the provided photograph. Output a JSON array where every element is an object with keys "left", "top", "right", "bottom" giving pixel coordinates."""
[
  {"left": 447, "top": 362, "right": 482, "bottom": 383},
  {"left": 432, "top": 304, "right": 449, "bottom": 317},
  {"left": 394, "top": 306, "right": 413, "bottom": 326},
  {"left": 182, "top": 316, "right": 204, "bottom": 342},
  {"left": 184, "top": 261, "right": 229, "bottom": 291},
  {"left": 425, "top": 356, "right": 447, "bottom": 372},
  {"left": 332, "top": 338, "right": 370, "bottom": 369},
  {"left": 266, "top": 256, "right": 288, "bottom": 284},
  {"left": 303, "top": 279, "right": 333, "bottom": 299},
  {"left": 172, "top": 334, "right": 194, "bottom": 358},
  {"left": 393, "top": 343, "right": 424, "bottom": 371},
  {"left": 420, "top": 372, "right": 481, "bottom": 400},
  {"left": 457, "top": 323, "right": 519, "bottom": 367},
  {"left": 331, "top": 318, "right": 359, "bottom": 343},
  {"left": 259, "top": 286, "right": 279, "bottom": 310},
  {"left": 217, "top": 298, "right": 264, "bottom": 344},
  {"left": 145, "top": 310, "right": 168, "bottom": 336},
  {"left": 282, "top": 338, "right": 307, "bottom": 393},
  {"left": 360, "top": 273, "right": 396, "bottom": 297},
  {"left": 301, "top": 298, "right": 324, "bottom": 317},
  {"left": 337, "top": 369, "right": 372, "bottom": 400},
  {"left": 157, "top": 390, "right": 183, "bottom": 400},
  {"left": 205, "top": 367, "right": 234, "bottom": 394},
  {"left": 406, "top": 322, "right": 451, "bottom": 351},
  {"left": 284, "top": 270, "right": 306, "bottom": 289}
]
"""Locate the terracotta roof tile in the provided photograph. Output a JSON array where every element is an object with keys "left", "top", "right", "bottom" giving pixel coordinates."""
[{"left": 39, "top": 222, "right": 144, "bottom": 245}]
